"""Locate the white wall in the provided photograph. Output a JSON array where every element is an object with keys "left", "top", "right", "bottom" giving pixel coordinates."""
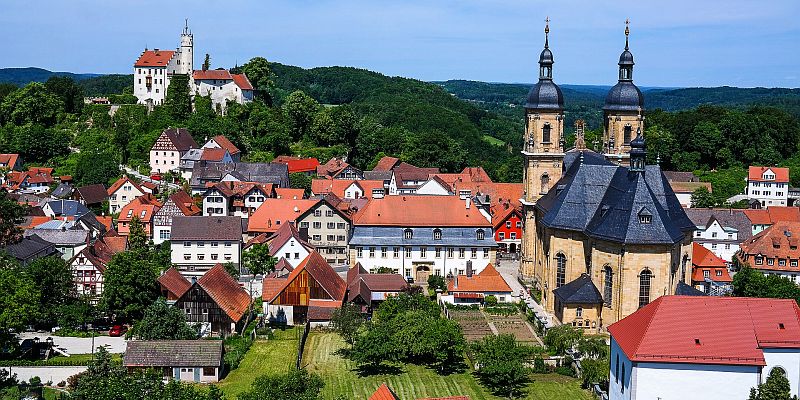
[
  {"left": 748, "top": 179, "right": 789, "bottom": 208},
  {"left": 193, "top": 80, "right": 248, "bottom": 111},
  {"left": 675, "top": 192, "right": 692, "bottom": 207},
  {"left": 153, "top": 225, "right": 171, "bottom": 245},
  {"left": 203, "top": 192, "right": 228, "bottom": 216},
  {"left": 693, "top": 220, "right": 739, "bottom": 262},
  {"left": 150, "top": 149, "right": 183, "bottom": 174},
  {"left": 134, "top": 66, "right": 168, "bottom": 106},
  {"left": 354, "top": 246, "right": 494, "bottom": 278},
  {"left": 763, "top": 348, "right": 800, "bottom": 396},
  {"left": 109, "top": 182, "right": 144, "bottom": 214},
  {"left": 271, "top": 239, "right": 310, "bottom": 268},
  {"left": 171, "top": 239, "right": 241, "bottom": 276}
]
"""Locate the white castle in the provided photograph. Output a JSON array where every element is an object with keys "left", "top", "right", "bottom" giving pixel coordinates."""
[{"left": 133, "top": 21, "right": 253, "bottom": 111}]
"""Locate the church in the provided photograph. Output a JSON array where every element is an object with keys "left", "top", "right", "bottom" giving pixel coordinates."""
[{"left": 519, "top": 21, "right": 696, "bottom": 329}]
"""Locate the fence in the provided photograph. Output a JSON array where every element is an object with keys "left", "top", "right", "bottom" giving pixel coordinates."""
[{"left": 295, "top": 322, "right": 311, "bottom": 369}]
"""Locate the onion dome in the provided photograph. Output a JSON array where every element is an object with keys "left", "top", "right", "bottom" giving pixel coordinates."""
[
  {"left": 525, "top": 18, "right": 564, "bottom": 111},
  {"left": 603, "top": 20, "right": 644, "bottom": 113}
]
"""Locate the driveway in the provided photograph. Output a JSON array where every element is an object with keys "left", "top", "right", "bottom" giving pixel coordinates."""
[
  {"left": 18, "top": 333, "right": 127, "bottom": 355},
  {"left": 1, "top": 366, "right": 86, "bottom": 385}
]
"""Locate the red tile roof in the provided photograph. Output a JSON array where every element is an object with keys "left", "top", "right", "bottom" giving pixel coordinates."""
[
  {"left": 372, "top": 156, "right": 401, "bottom": 172},
  {"left": 369, "top": 384, "right": 400, "bottom": 400},
  {"left": 353, "top": 196, "right": 491, "bottom": 227},
  {"left": 232, "top": 74, "right": 254, "bottom": 91},
  {"left": 117, "top": 194, "right": 162, "bottom": 224},
  {"left": 609, "top": 296, "right": 800, "bottom": 366},
  {"left": 192, "top": 69, "right": 233, "bottom": 81},
  {"left": 107, "top": 176, "right": 144, "bottom": 196},
  {"left": 275, "top": 188, "right": 305, "bottom": 199},
  {"left": 158, "top": 267, "right": 192, "bottom": 299},
  {"left": 263, "top": 251, "right": 346, "bottom": 303},
  {"left": 316, "top": 158, "right": 354, "bottom": 178},
  {"left": 209, "top": 135, "right": 240, "bottom": 156},
  {"left": 311, "top": 179, "right": 385, "bottom": 199},
  {"left": 248, "top": 198, "right": 318, "bottom": 233},
  {"left": 692, "top": 243, "right": 727, "bottom": 268},
  {"left": 273, "top": 156, "right": 320, "bottom": 173},
  {"left": 491, "top": 205, "right": 521, "bottom": 229},
  {"left": 134, "top": 50, "right": 175, "bottom": 67},
  {"left": 748, "top": 166, "right": 789, "bottom": 183},
  {"left": 0, "top": 154, "right": 20, "bottom": 169},
  {"left": 447, "top": 264, "right": 512, "bottom": 294},
  {"left": 739, "top": 221, "right": 800, "bottom": 271},
  {"left": 198, "top": 263, "right": 252, "bottom": 322},
  {"left": 200, "top": 148, "right": 228, "bottom": 161},
  {"left": 169, "top": 190, "right": 201, "bottom": 216}
]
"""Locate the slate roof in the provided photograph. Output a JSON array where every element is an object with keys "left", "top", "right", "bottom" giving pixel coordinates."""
[
  {"left": 349, "top": 226, "right": 495, "bottom": 247},
  {"left": 51, "top": 183, "right": 73, "bottom": 199},
  {"left": 123, "top": 340, "right": 222, "bottom": 367},
  {"left": 76, "top": 184, "right": 108, "bottom": 205},
  {"left": 684, "top": 208, "right": 753, "bottom": 242},
  {"left": 45, "top": 200, "right": 90, "bottom": 218},
  {"left": 675, "top": 281, "right": 706, "bottom": 296},
  {"left": 2, "top": 234, "right": 59, "bottom": 262},
  {"left": 170, "top": 216, "right": 242, "bottom": 241},
  {"left": 353, "top": 196, "right": 491, "bottom": 227},
  {"left": 552, "top": 274, "right": 603, "bottom": 304},
  {"left": 24, "top": 229, "right": 89, "bottom": 246},
  {"left": 536, "top": 150, "right": 694, "bottom": 245},
  {"left": 191, "top": 162, "right": 289, "bottom": 188}
]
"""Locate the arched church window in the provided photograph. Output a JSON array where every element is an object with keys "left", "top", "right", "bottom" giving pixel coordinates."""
[
  {"left": 603, "top": 266, "right": 613, "bottom": 308},
  {"left": 639, "top": 269, "right": 652, "bottom": 308},
  {"left": 540, "top": 173, "right": 550, "bottom": 194},
  {"left": 542, "top": 123, "right": 552, "bottom": 144},
  {"left": 624, "top": 124, "right": 632, "bottom": 144},
  {"left": 556, "top": 253, "right": 566, "bottom": 288}
]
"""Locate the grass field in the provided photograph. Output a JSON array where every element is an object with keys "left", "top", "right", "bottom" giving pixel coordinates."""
[
  {"left": 482, "top": 135, "right": 506, "bottom": 147},
  {"left": 217, "top": 328, "right": 300, "bottom": 398},
  {"left": 302, "top": 332, "right": 590, "bottom": 400}
]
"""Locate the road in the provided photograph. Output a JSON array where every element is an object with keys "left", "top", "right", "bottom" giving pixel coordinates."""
[
  {"left": 18, "top": 332, "right": 127, "bottom": 355},
  {"left": 120, "top": 165, "right": 181, "bottom": 191}
]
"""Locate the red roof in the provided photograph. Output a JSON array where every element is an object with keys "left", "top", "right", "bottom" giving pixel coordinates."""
[
  {"left": 134, "top": 50, "right": 175, "bottom": 67},
  {"left": 369, "top": 384, "right": 400, "bottom": 400},
  {"left": 263, "top": 251, "right": 346, "bottom": 303},
  {"left": 447, "top": 264, "right": 512, "bottom": 294},
  {"left": 739, "top": 221, "right": 800, "bottom": 271},
  {"left": 198, "top": 264, "right": 252, "bottom": 322},
  {"left": 608, "top": 296, "right": 800, "bottom": 366},
  {"left": 491, "top": 205, "right": 522, "bottom": 229},
  {"left": 200, "top": 148, "right": 228, "bottom": 161},
  {"left": 372, "top": 156, "right": 401, "bottom": 172},
  {"left": 107, "top": 176, "right": 144, "bottom": 196},
  {"left": 0, "top": 154, "right": 20, "bottom": 169},
  {"left": 248, "top": 198, "right": 318, "bottom": 233},
  {"left": 169, "top": 190, "right": 201, "bottom": 216},
  {"left": 158, "top": 267, "right": 192, "bottom": 299},
  {"left": 353, "top": 196, "right": 491, "bottom": 227},
  {"left": 311, "top": 179, "right": 385, "bottom": 199},
  {"left": 232, "top": 74, "right": 253, "bottom": 91},
  {"left": 209, "top": 135, "right": 240, "bottom": 156},
  {"left": 748, "top": 166, "right": 789, "bottom": 183},
  {"left": 275, "top": 188, "right": 305, "bottom": 200},
  {"left": 273, "top": 156, "right": 320, "bottom": 173},
  {"left": 192, "top": 69, "right": 233, "bottom": 81},
  {"left": 692, "top": 243, "right": 727, "bottom": 268}
]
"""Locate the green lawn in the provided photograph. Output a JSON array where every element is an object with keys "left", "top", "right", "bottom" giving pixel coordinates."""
[
  {"left": 302, "top": 332, "right": 590, "bottom": 400},
  {"left": 482, "top": 135, "right": 506, "bottom": 147},
  {"left": 217, "top": 328, "right": 300, "bottom": 398}
]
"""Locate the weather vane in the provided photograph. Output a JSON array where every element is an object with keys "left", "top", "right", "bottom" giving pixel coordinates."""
[{"left": 624, "top": 18, "right": 630, "bottom": 49}]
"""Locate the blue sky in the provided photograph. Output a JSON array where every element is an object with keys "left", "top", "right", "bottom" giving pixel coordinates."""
[{"left": 1, "top": 0, "right": 797, "bottom": 88}]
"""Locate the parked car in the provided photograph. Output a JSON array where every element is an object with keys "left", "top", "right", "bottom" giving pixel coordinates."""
[{"left": 109, "top": 325, "right": 127, "bottom": 337}]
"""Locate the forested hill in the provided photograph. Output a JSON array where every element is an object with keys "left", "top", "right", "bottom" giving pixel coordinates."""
[{"left": 0, "top": 67, "right": 99, "bottom": 86}]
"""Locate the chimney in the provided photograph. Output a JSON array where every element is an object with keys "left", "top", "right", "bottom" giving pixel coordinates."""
[
  {"left": 466, "top": 261, "right": 473, "bottom": 277},
  {"left": 465, "top": 197, "right": 471, "bottom": 209}
]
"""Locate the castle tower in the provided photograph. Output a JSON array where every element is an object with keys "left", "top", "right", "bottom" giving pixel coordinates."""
[
  {"left": 178, "top": 19, "right": 194, "bottom": 74},
  {"left": 520, "top": 18, "right": 565, "bottom": 278},
  {"left": 602, "top": 20, "right": 644, "bottom": 165}
]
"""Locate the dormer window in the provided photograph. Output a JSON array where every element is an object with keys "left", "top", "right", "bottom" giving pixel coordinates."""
[
  {"left": 433, "top": 229, "right": 442, "bottom": 240},
  {"left": 476, "top": 229, "right": 485, "bottom": 240},
  {"left": 638, "top": 208, "right": 652, "bottom": 224},
  {"left": 404, "top": 229, "right": 413, "bottom": 240},
  {"left": 127, "top": 210, "right": 133, "bottom": 218}
]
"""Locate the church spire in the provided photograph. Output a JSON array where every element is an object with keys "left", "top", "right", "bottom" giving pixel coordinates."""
[
  {"left": 624, "top": 18, "right": 630, "bottom": 50},
  {"left": 538, "top": 17, "right": 554, "bottom": 80},
  {"left": 618, "top": 19, "right": 634, "bottom": 82},
  {"left": 629, "top": 127, "right": 646, "bottom": 172},
  {"left": 544, "top": 16, "right": 550, "bottom": 49}
]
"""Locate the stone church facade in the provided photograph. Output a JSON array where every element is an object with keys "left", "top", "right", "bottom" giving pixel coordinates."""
[{"left": 520, "top": 21, "right": 696, "bottom": 329}]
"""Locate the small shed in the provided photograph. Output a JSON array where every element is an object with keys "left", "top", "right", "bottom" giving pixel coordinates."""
[{"left": 123, "top": 340, "right": 224, "bottom": 382}]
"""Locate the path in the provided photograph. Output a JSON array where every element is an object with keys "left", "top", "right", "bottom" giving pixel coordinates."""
[
  {"left": 17, "top": 333, "right": 127, "bottom": 354},
  {"left": 1, "top": 366, "right": 86, "bottom": 384},
  {"left": 120, "top": 165, "right": 181, "bottom": 191}
]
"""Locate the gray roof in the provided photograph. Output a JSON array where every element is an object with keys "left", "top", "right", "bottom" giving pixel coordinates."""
[
  {"left": 676, "top": 281, "right": 705, "bottom": 296},
  {"left": 350, "top": 226, "right": 497, "bottom": 247},
  {"left": 603, "top": 81, "right": 644, "bottom": 112},
  {"left": 683, "top": 208, "right": 753, "bottom": 241},
  {"left": 537, "top": 150, "right": 694, "bottom": 245},
  {"left": 662, "top": 171, "right": 699, "bottom": 183},
  {"left": 191, "top": 162, "right": 289, "bottom": 188},
  {"left": 525, "top": 80, "right": 564, "bottom": 111},
  {"left": 553, "top": 274, "right": 603, "bottom": 304},
  {"left": 2, "top": 234, "right": 59, "bottom": 262},
  {"left": 123, "top": 340, "right": 222, "bottom": 367},
  {"left": 46, "top": 200, "right": 90, "bottom": 218},
  {"left": 171, "top": 216, "right": 243, "bottom": 241},
  {"left": 24, "top": 229, "right": 89, "bottom": 246},
  {"left": 363, "top": 170, "right": 392, "bottom": 181},
  {"left": 51, "top": 183, "right": 73, "bottom": 199}
]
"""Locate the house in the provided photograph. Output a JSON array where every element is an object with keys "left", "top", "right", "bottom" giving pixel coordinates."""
[
  {"left": 388, "top": 163, "right": 440, "bottom": 195},
  {"left": 684, "top": 208, "right": 753, "bottom": 263},
  {"left": 273, "top": 156, "right": 320, "bottom": 176},
  {"left": 747, "top": 166, "right": 790, "bottom": 208},
  {"left": 201, "top": 181, "right": 275, "bottom": 218},
  {"left": 132, "top": 23, "right": 193, "bottom": 107},
  {"left": 444, "top": 263, "right": 513, "bottom": 305},
  {"left": 350, "top": 196, "right": 497, "bottom": 281},
  {"left": 192, "top": 70, "right": 254, "bottom": 112},
  {"left": 738, "top": 221, "right": 800, "bottom": 283},
  {"left": 123, "top": 340, "right": 224, "bottom": 383},
  {"left": 23, "top": 228, "right": 89, "bottom": 260},
  {"left": 346, "top": 263, "right": 408, "bottom": 312},
  {"left": 152, "top": 190, "right": 201, "bottom": 245},
  {"left": 369, "top": 384, "right": 471, "bottom": 400},
  {"left": 551, "top": 273, "right": 603, "bottom": 331},
  {"left": 663, "top": 171, "right": 713, "bottom": 207},
  {"left": 415, "top": 176, "right": 454, "bottom": 196},
  {"left": 170, "top": 263, "right": 252, "bottom": 336},
  {"left": 262, "top": 251, "right": 346, "bottom": 326},
  {"left": 297, "top": 194, "right": 353, "bottom": 265},
  {"left": 170, "top": 216, "right": 243, "bottom": 276},
  {"left": 149, "top": 128, "right": 199, "bottom": 174},
  {"left": 372, "top": 156, "right": 401, "bottom": 172},
  {"left": 275, "top": 187, "right": 305, "bottom": 199},
  {"left": 74, "top": 184, "right": 108, "bottom": 209},
  {"left": 691, "top": 242, "right": 732, "bottom": 295},
  {"left": 608, "top": 296, "right": 800, "bottom": 400},
  {"left": 42, "top": 199, "right": 90, "bottom": 219},
  {"left": 492, "top": 205, "right": 522, "bottom": 254},
  {"left": 1, "top": 235, "right": 60, "bottom": 266},
  {"left": 4, "top": 167, "right": 55, "bottom": 193},
  {"left": 247, "top": 198, "right": 318, "bottom": 235},
  {"left": 190, "top": 162, "right": 289, "bottom": 194},
  {"left": 158, "top": 267, "right": 193, "bottom": 302},
  {"left": 0, "top": 154, "right": 22, "bottom": 171},
  {"left": 202, "top": 135, "right": 241, "bottom": 162},
  {"left": 245, "top": 222, "right": 313, "bottom": 268},
  {"left": 743, "top": 206, "right": 800, "bottom": 236},
  {"left": 310, "top": 179, "right": 385, "bottom": 199},
  {"left": 116, "top": 194, "right": 162, "bottom": 238},
  {"left": 51, "top": 182, "right": 74, "bottom": 199},
  {"left": 30, "top": 213, "right": 106, "bottom": 240},
  {"left": 69, "top": 234, "right": 127, "bottom": 301},
  {"left": 107, "top": 176, "right": 146, "bottom": 214},
  {"left": 317, "top": 158, "right": 363, "bottom": 180}
]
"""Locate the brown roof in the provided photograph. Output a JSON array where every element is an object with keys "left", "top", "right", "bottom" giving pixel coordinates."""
[
  {"left": 447, "top": 264, "right": 512, "bottom": 294},
  {"left": 107, "top": 176, "right": 144, "bottom": 196},
  {"left": 663, "top": 171, "right": 700, "bottom": 182},
  {"left": 210, "top": 135, "right": 240, "bottom": 156},
  {"left": 316, "top": 158, "right": 355, "bottom": 178},
  {"left": 353, "top": 196, "right": 491, "bottom": 227},
  {"left": 263, "top": 251, "right": 346, "bottom": 303},
  {"left": 740, "top": 221, "right": 800, "bottom": 271},
  {"left": 264, "top": 221, "right": 313, "bottom": 255},
  {"left": 123, "top": 340, "right": 222, "bottom": 367},
  {"left": 669, "top": 181, "right": 712, "bottom": 194},
  {"left": 169, "top": 190, "right": 201, "bottom": 216},
  {"left": 75, "top": 184, "right": 108, "bottom": 204},
  {"left": 0, "top": 154, "right": 20, "bottom": 169},
  {"left": 193, "top": 69, "right": 233, "bottom": 81},
  {"left": 171, "top": 216, "right": 243, "bottom": 241},
  {"left": 232, "top": 74, "right": 254, "bottom": 91},
  {"left": 372, "top": 156, "right": 401, "bottom": 172},
  {"left": 311, "top": 179, "right": 385, "bottom": 199},
  {"left": 162, "top": 128, "right": 198, "bottom": 152},
  {"left": 158, "top": 267, "right": 192, "bottom": 299},
  {"left": 744, "top": 207, "right": 800, "bottom": 226},
  {"left": 134, "top": 50, "right": 175, "bottom": 67},
  {"left": 198, "top": 264, "right": 252, "bottom": 322}
]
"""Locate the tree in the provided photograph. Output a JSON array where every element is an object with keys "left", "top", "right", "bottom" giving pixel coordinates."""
[
  {"left": 0, "top": 82, "right": 63, "bottom": 126},
  {"left": 75, "top": 151, "right": 120, "bottom": 186},
  {"left": 45, "top": 75, "right": 84, "bottom": 115},
  {"left": 129, "top": 299, "right": 197, "bottom": 340},
  {"left": 238, "top": 369, "right": 324, "bottom": 400},
  {"left": 0, "top": 268, "right": 40, "bottom": 332},
  {"left": 374, "top": 293, "right": 440, "bottom": 322},
  {"left": 471, "top": 334, "right": 534, "bottom": 397},
  {"left": 330, "top": 303, "right": 365, "bottom": 345},
  {"left": 242, "top": 243, "right": 276, "bottom": 330},
  {"left": 0, "top": 190, "right": 26, "bottom": 246},
  {"left": 427, "top": 274, "right": 446, "bottom": 292},
  {"left": 543, "top": 324, "right": 583, "bottom": 356},
  {"left": 348, "top": 320, "right": 399, "bottom": 368},
  {"left": 749, "top": 367, "right": 795, "bottom": 400},
  {"left": 283, "top": 90, "right": 319, "bottom": 141},
  {"left": 223, "top": 262, "right": 240, "bottom": 280},
  {"left": 202, "top": 54, "right": 210, "bottom": 71},
  {"left": 580, "top": 357, "right": 610, "bottom": 390},
  {"left": 100, "top": 251, "right": 160, "bottom": 322},
  {"left": 24, "top": 256, "right": 74, "bottom": 327},
  {"left": 242, "top": 57, "right": 274, "bottom": 103},
  {"left": 690, "top": 186, "right": 716, "bottom": 208},
  {"left": 576, "top": 336, "right": 609, "bottom": 359},
  {"left": 402, "top": 130, "right": 467, "bottom": 173},
  {"left": 3, "top": 123, "right": 71, "bottom": 164},
  {"left": 164, "top": 73, "right": 192, "bottom": 122},
  {"left": 127, "top": 216, "right": 148, "bottom": 251},
  {"left": 289, "top": 173, "right": 312, "bottom": 196}
]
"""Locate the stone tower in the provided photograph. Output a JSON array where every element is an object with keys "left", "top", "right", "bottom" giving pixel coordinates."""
[
  {"left": 178, "top": 19, "right": 194, "bottom": 74},
  {"left": 602, "top": 20, "right": 644, "bottom": 165},
  {"left": 520, "top": 18, "right": 565, "bottom": 278}
]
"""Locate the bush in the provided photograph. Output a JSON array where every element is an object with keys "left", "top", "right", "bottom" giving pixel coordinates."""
[
  {"left": 555, "top": 356, "right": 576, "bottom": 377},
  {"left": 224, "top": 335, "right": 253, "bottom": 371},
  {"left": 484, "top": 295, "right": 497, "bottom": 306},
  {"left": 427, "top": 274, "right": 447, "bottom": 292}
]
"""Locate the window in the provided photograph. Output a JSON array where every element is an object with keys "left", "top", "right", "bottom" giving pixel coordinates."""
[
  {"left": 184, "top": 241, "right": 191, "bottom": 247},
  {"left": 183, "top": 254, "right": 191, "bottom": 260},
  {"left": 756, "top": 256, "right": 764, "bottom": 265},
  {"left": 510, "top": 232, "right": 517, "bottom": 240},
  {"left": 484, "top": 248, "right": 489, "bottom": 258},
  {"left": 224, "top": 242, "right": 231, "bottom": 247},
  {"left": 326, "top": 210, "right": 333, "bottom": 217},
  {"left": 471, "top": 248, "right": 477, "bottom": 258},
  {"left": 435, "top": 247, "right": 442, "bottom": 258},
  {"left": 327, "top": 222, "right": 335, "bottom": 229},
  {"left": 603, "top": 266, "right": 613, "bottom": 307},
  {"left": 542, "top": 123, "right": 551, "bottom": 143},
  {"left": 703, "top": 270, "right": 710, "bottom": 278},
  {"left": 314, "top": 210, "right": 322, "bottom": 217},
  {"left": 312, "top": 222, "right": 321, "bottom": 229},
  {"left": 392, "top": 247, "right": 399, "bottom": 258},
  {"left": 780, "top": 259, "right": 787, "bottom": 266},
  {"left": 433, "top": 228, "right": 442, "bottom": 240},
  {"left": 576, "top": 307, "right": 583, "bottom": 318},
  {"left": 312, "top": 235, "right": 321, "bottom": 241},
  {"left": 768, "top": 258, "right": 775, "bottom": 266},
  {"left": 639, "top": 270, "right": 652, "bottom": 308},
  {"left": 639, "top": 214, "right": 652, "bottom": 224},
  {"left": 421, "top": 247, "right": 427, "bottom": 258},
  {"left": 459, "top": 248, "right": 465, "bottom": 258},
  {"left": 336, "top": 223, "right": 346, "bottom": 229},
  {"left": 337, "top": 235, "right": 346, "bottom": 242},
  {"left": 405, "top": 247, "right": 412, "bottom": 258},
  {"left": 476, "top": 229, "right": 485, "bottom": 240},
  {"left": 198, "top": 241, "right": 205, "bottom": 247},
  {"left": 499, "top": 232, "right": 505, "bottom": 240},
  {"left": 381, "top": 247, "right": 387, "bottom": 258},
  {"left": 712, "top": 232, "right": 717, "bottom": 238},
  {"left": 725, "top": 244, "right": 731, "bottom": 250},
  {"left": 712, "top": 243, "right": 717, "bottom": 250},
  {"left": 224, "top": 254, "right": 231, "bottom": 260},
  {"left": 623, "top": 124, "right": 632, "bottom": 144},
  {"left": 211, "top": 242, "right": 218, "bottom": 247},
  {"left": 792, "top": 260, "right": 798, "bottom": 267},
  {"left": 447, "top": 248, "right": 454, "bottom": 258},
  {"left": 198, "top": 254, "right": 205, "bottom": 260},
  {"left": 506, "top": 221, "right": 512, "bottom": 228},
  {"left": 203, "top": 367, "right": 215, "bottom": 376},
  {"left": 541, "top": 173, "right": 550, "bottom": 193},
  {"left": 716, "top": 270, "right": 723, "bottom": 277},
  {"left": 159, "top": 230, "right": 170, "bottom": 240},
  {"left": 357, "top": 247, "right": 363, "bottom": 258},
  {"left": 327, "top": 234, "right": 335, "bottom": 241},
  {"left": 300, "top": 222, "right": 309, "bottom": 228},
  {"left": 556, "top": 253, "right": 566, "bottom": 288},
  {"left": 404, "top": 229, "right": 413, "bottom": 240},
  {"left": 211, "top": 254, "right": 218, "bottom": 260},
  {"left": 369, "top": 247, "right": 375, "bottom": 258},
  {"left": 516, "top": 221, "right": 522, "bottom": 228}
]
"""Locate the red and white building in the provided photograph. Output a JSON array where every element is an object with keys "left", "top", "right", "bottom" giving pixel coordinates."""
[
  {"left": 747, "top": 166, "right": 790, "bottom": 208},
  {"left": 69, "top": 234, "right": 127, "bottom": 302},
  {"left": 443, "top": 263, "right": 513, "bottom": 304},
  {"left": 273, "top": 156, "right": 320, "bottom": 176},
  {"left": 739, "top": 221, "right": 800, "bottom": 283},
  {"left": 691, "top": 242, "right": 732, "bottom": 295},
  {"left": 492, "top": 205, "right": 522, "bottom": 254},
  {"left": 192, "top": 70, "right": 254, "bottom": 112},
  {"left": 149, "top": 128, "right": 199, "bottom": 175},
  {"left": 116, "top": 194, "right": 162, "bottom": 238},
  {"left": 609, "top": 296, "right": 800, "bottom": 400},
  {"left": 107, "top": 176, "right": 147, "bottom": 214}
]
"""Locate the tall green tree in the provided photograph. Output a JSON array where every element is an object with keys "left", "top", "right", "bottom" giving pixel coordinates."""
[
  {"left": 164, "top": 74, "right": 192, "bottom": 122},
  {"left": 289, "top": 173, "right": 312, "bottom": 195},
  {"left": 749, "top": 367, "right": 795, "bottom": 400},
  {"left": 129, "top": 299, "right": 197, "bottom": 340},
  {"left": 471, "top": 334, "right": 534, "bottom": 397},
  {"left": 0, "top": 82, "right": 63, "bottom": 126},
  {"left": 100, "top": 251, "right": 160, "bottom": 322},
  {"left": 690, "top": 186, "right": 716, "bottom": 208},
  {"left": 330, "top": 303, "right": 365, "bottom": 345},
  {"left": 283, "top": 90, "right": 320, "bottom": 141},
  {"left": 202, "top": 54, "right": 211, "bottom": 71},
  {"left": 127, "top": 216, "right": 148, "bottom": 251},
  {"left": 45, "top": 75, "right": 85, "bottom": 115},
  {"left": 242, "top": 57, "right": 274, "bottom": 103},
  {"left": 0, "top": 267, "right": 40, "bottom": 332},
  {"left": 75, "top": 151, "right": 121, "bottom": 186},
  {"left": 0, "top": 190, "right": 26, "bottom": 246},
  {"left": 24, "top": 256, "right": 75, "bottom": 327}
]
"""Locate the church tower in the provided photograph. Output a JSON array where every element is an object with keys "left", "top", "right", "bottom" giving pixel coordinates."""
[
  {"left": 520, "top": 18, "right": 565, "bottom": 278},
  {"left": 178, "top": 19, "right": 194, "bottom": 74},
  {"left": 602, "top": 20, "right": 644, "bottom": 165}
]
